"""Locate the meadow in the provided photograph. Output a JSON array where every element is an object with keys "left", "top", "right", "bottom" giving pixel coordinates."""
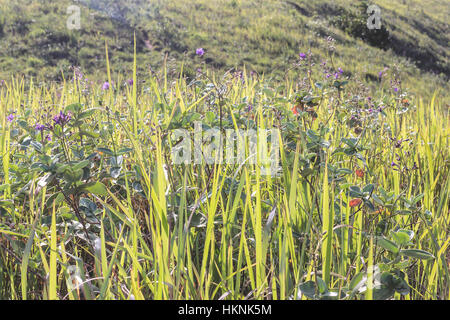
[{"left": 0, "top": 42, "right": 448, "bottom": 300}]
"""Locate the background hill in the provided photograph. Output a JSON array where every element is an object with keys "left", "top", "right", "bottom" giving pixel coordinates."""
[{"left": 0, "top": 0, "right": 448, "bottom": 97}]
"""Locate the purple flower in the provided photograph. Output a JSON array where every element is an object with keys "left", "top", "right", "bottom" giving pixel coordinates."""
[
  {"left": 394, "top": 139, "right": 404, "bottom": 148},
  {"left": 391, "top": 161, "right": 397, "bottom": 167},
  {"left": 196, "top": 48, "right": 205, "bottom": 56},
  {"left": 326, "top": 74, "right": 331, "bottom": 79},
  {"left": 338, "top": 67, "right": 344, "bottom": 74},
  {"left": 378, "top": 71, "right": 383, "bottom": 78},
  {"left": 6, "top": 114, "right": 14, "bottom": 122},
  {"left": 45, "top": 134, "right": 52, "bottom": 142},
  {"left": 394, "top": 87, "right": 398, "bottom": 93},
  {"left": 368, "top": 108, "right": 373, "bottom": 113},
  {"left": 334, "top": 72, "right": 339, "bottom": 79},
  {"left": 299, "top": 52, "right": 306, "bottom": 60},
  {"left": 35, "top": 123, "right": 45, "bottom": 131},
  {"left": 126, "top": 79, "right": 133, "bottom": 86},
  {"left": 102, "top": 82, "right": 110, "bottom": 90},
  {"left": 53, "top": 111, "right": 71, "bottom": 126}
]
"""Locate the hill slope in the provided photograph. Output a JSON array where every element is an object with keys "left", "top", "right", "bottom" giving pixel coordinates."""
[{"left": 0, "top": 0, "right": 448, "bottom": 97}]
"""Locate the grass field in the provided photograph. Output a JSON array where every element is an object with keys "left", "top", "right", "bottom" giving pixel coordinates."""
[{"left": 0, "top": 41, "right": 448, "bottom": 299}]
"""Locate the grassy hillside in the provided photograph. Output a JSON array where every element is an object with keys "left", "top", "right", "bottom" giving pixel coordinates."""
[{"left": 0, "top": 0, "right": 448, "bottom": 97}]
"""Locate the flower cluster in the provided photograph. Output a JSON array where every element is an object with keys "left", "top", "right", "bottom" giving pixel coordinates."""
[
  {"left": 53, "top": 111, "right": 72, "bottom": 126},
  {"left": 334, "top": 67, "right": 344, "bottom": 79},
  {"left": 35, "top": 124, "right": 45, "bottom": 131}
]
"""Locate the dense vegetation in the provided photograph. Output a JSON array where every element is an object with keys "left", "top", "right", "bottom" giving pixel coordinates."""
[
  {"left": 0, "top": 0, "right": 448, "bottom": 301},
  {"left": 0, "top": 40, "right": 449, "bottom": 299},
  {"left": 0, "top": 0, "right": 448, "bottom": 98}
]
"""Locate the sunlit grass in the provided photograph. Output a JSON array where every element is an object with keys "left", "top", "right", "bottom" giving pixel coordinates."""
[{"left": 0, "top": 52, "right": 448, "bottom": 300}]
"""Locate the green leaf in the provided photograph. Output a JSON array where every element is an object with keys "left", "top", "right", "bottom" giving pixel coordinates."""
[
  {"left": 349, "top": 185, "right": 363, "bottom": 197},
  {"left": 306, "top": 129, "right": 320, "bottom": 142},
  {"left": 397, "top": 229, "right": 415, "bottom": 241},
  {"left": 80, "top": 130, "right": 100, "bottom": 138},
  {"left": 412, "top": 194, "right": 424, "bottom": 204},
  {"left": 116, "top": 148, "right": 133, "bottom": 155},
  {"left": 348, "top": 272, "right": 365, "bottom": 298},
  {"left": 349, "top": 185, "right": 362, "bottom": 194},
  {"left": 63, "top": 169, "right": 83, "bottom": 183},
  {"left": 375, "top": 236, "right": 399, "bottom": 253},
  {"left": 301, "top": 168, "right": 314, "bottom": 178},
  {"left": 349, "top": 272, "right": 364, "bottom": 290},
  {"left": 373, "top": 286, "right": 395, "bottom": 300},
  {"left": 316, "top": 276, "right": 328, "bottom": 294},
  {"left": 205, "top": 111, "right": 215, "bottom": 124},
  {"left": 362, "top": 184, "right": 374, "bottom": 194},
  {"left": 65, "top": 103, "right": 83, "bottom": 114},
  {"left": 45, "top": 192, "right": 64, "bottom": 209},
  {"left": 363, "top": 199, "right": 375, "bottom": 212},
  {"left": 56, "top": 164, "right": 69, "bottom": 174},
  {"left": 299, "top": 281, "right": 316, "bottom": 299},
  {"left": 339, "top": 183, "right": 352, "bottom": 190},
  {"left": 337, "top": 168, "right": 353, "bottom": 175},
  {"left": 78, "top": 108, "right": 98, "bottom": 120},
  {"left": 390, "top": 231, "right": 410, "bottom": 246},
  {"left": 400, "top": 249, "right": 435, "bottom": 260},
  {"left": 319, "top": 291, "right": 340, "bottom": 300},
  {"left": 97, "top": 148, "right": 115, "bottom": 156},
  {"left": 0, "top": 200, "right": 14, "bottom": 209},
  {"left": 395, "top": 209, "right": 413, "bottom": 216},
  {"left": 30, "top": 141, "right": 43, "bottom": 153},
  {"left": 72, "top": 160, "right": 90, "bottom": 171},
  {"left": 372, "top": 193, "right": 384, "bottom": 205},
  {"left": 82, "top": 182, "right": 108, "bottom": 196}
]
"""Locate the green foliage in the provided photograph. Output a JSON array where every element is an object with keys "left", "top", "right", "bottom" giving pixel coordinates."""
[{"left": 0, "top": 1, "right": 448, "bottom": 301}]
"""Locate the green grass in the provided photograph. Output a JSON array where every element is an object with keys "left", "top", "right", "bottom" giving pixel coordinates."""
[{"left": 0, "top": 42, "right": 448, "bottom": 299}]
